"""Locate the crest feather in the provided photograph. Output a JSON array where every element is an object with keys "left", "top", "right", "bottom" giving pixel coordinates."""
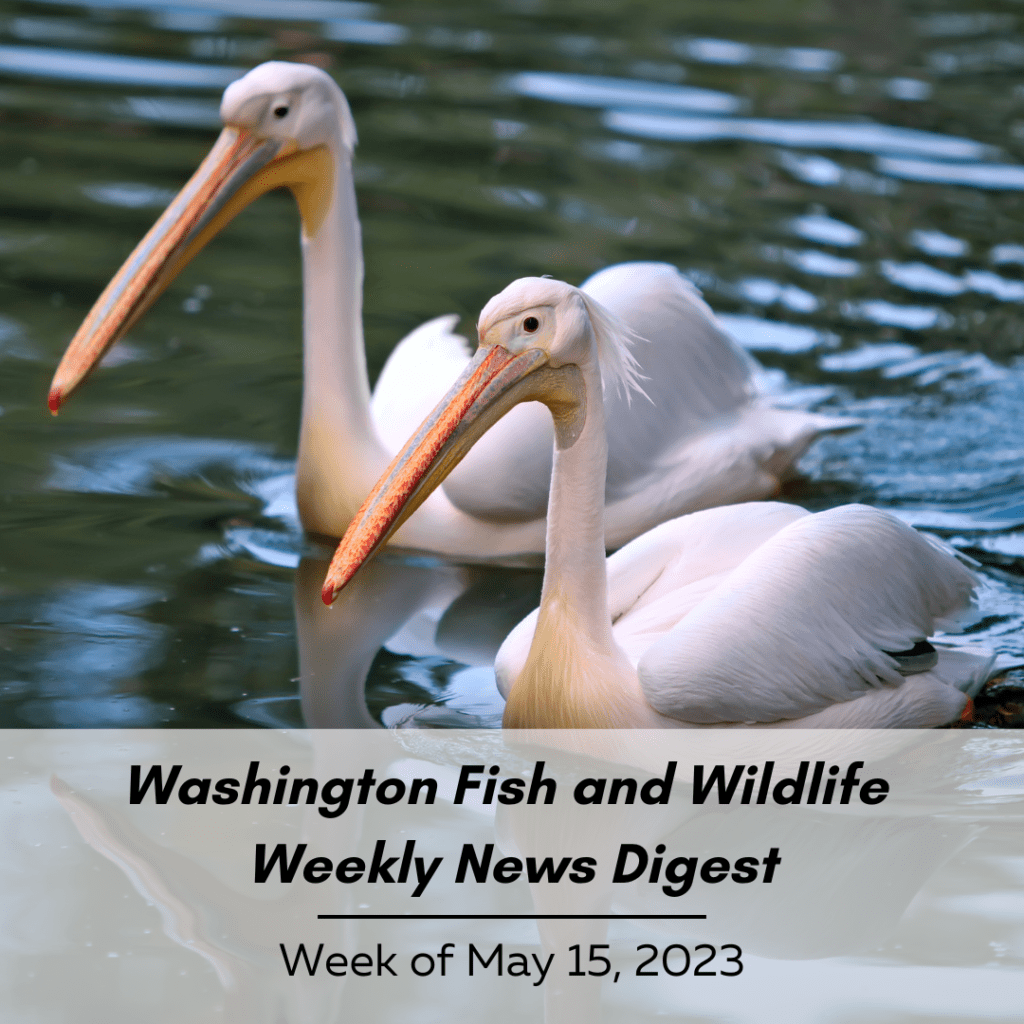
[{"left": 575, "top": 287, "right": 648, "bottom": 404}]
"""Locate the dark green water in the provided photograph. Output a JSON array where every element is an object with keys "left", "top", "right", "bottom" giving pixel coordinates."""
[{"left": 2, "top": 0, "right": 1024, "bottom": 727}]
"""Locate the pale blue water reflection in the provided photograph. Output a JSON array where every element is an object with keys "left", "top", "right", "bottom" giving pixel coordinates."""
[
  {"left": 0, "top": 44, "right": 243, "bottom": 85},
  {"left": 2, "top": 0, "right": 1024, "bottom": 727},
  {"left": 509, "top": 71, "right": 742, "bottom": 113}
]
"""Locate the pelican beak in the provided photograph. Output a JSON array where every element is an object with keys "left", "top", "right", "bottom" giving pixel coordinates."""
[
  {"left": 321, "top": 343, "right": 584, "bottom": 605},
  {"left": 47, "top": 127, "right": 333, "bottom": 414}
]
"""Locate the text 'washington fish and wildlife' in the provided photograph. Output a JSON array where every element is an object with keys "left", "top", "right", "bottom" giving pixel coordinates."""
[{"left": 129, "top": 758, "right": 890, "bottom": 816}]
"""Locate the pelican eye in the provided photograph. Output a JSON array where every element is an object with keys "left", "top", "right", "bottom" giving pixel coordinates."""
[
  {"left": 273, "top": 105, "right": 289, "bottom": 119},
  {"left": 523, "top": 316, "right": 539, "bottom": 332}
]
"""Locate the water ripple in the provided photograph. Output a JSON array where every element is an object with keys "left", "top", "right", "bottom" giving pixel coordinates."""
[
  {"left": 118, "top": 95, "right": 222, "bottom": 127},
  {"left": 81, "top": 182, "right": 176, "bottom": 209},
  {"left": 878, "top": 158, "right": 1024, "bottom": 191},
  {"left": 45, "top": 437, "right": 286, "bottom": 498},
  {"left": 843, "top": 300, "right": 950, "bottom": 331},
  {"left": 0, "top": 44, "right": 242, "bottom": 87},
  {"left": 912, "top": 229, "right": 969, "bottom": 258},
  {"left": 605, "top": 111, "right": 993, "bottom": 161},
  {"left": 26, "top": 0, "right": 376, "bottom": 18},
  {"left": 508, "top": 71, "right": 741, "bottom": 114},
  {"left": 717, "top": 314, "right": 838, "bottom": 354},
  {"left": 790, "top": 213, "right": 864, "bottom": 248},
  {"left": 323, "top": 19, "right": 407, "bottom": 46},
  {"left": 674, "top": 37, "right": 843, "bottom": 73}
]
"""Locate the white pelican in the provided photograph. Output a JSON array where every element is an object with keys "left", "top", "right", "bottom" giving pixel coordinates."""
[
  {"left": 47, "top": 61, "right": 853, "bottom": 557},
  {"left": 321, "top": 277, "right": 995, "bottom": 728}
]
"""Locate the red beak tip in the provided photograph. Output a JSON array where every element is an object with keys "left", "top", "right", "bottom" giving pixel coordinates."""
[
  {"left": 321, "top": 583, "right": 337, "bottom": 607},
  {"left": 47, "top": 389, "right": 62, "bottom": 415}
]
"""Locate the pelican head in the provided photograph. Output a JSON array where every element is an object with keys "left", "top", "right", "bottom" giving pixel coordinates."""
[
  {"left": 220, "top": 61, "right": 355, "bottom": 156},
  {"left": 321, "top": 277, "right": 639, "bottom": 603},
  {"left": 476, "top": 276, "right": 642, "bottom": 395},
  {"left": 48, "top": 61, "right": 352, "bottom": 414}
]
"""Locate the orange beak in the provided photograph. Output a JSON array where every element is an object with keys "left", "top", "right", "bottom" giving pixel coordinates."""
[
  {"left": 320, "top": 343, "right": 555, "bottom": 605},
  {"left": 47, "top": 126, "right": 333, "bottom": 414}
]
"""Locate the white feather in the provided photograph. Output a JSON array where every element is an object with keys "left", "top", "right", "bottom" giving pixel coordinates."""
[{"left": 576, "top": 288, "right": 647, "bottom": 403}]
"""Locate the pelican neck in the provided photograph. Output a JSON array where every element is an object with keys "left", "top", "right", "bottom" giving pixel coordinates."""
[
  {"left": 537, "top": 356, "right": 616, "bottom": 651},
  {"left": 294, "top": 138, "right": 391, "bottom": 532}
]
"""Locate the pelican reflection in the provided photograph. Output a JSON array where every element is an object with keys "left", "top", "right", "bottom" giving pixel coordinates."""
[{"left": 294, "top": 552, "right": 541, "bottom": 728}]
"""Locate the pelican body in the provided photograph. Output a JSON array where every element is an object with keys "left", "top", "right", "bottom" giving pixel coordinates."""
[
  {"left": 323, "top": 278, "right": 994, "bottom": 729},
  {"left": 48, "top": 61, "right": 853, "bottom": 557}
]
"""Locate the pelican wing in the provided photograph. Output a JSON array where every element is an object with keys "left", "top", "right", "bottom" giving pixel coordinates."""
[
  {"left": 591, "top": 263, "right": 858, "bottom": 510},
  {"left": 585, "top": 263, "right": 753, "bottom": 494},
  {"left": 371, "top": 314, "right": 472, "bottom": 453},
  {"left": 495, "top": 503, "right": 808, "bottom": 699},
  {"left": 606, "top": 502, "right": 810, "bottom": 623},
  {"left": 600, "top": 407, "right": 857, "bottom": 548},
  {"left": 635, "top": 505, "right": 979, "bottom": 724}
]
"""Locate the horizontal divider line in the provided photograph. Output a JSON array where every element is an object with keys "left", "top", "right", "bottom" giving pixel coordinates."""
[{"left": 317, "top": 914, "right": 706, "bottom": 920}]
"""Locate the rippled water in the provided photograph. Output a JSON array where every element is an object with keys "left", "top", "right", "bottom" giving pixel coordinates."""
[{"left": 3, "top": 0, "right": 1024, "bottom": 727}]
